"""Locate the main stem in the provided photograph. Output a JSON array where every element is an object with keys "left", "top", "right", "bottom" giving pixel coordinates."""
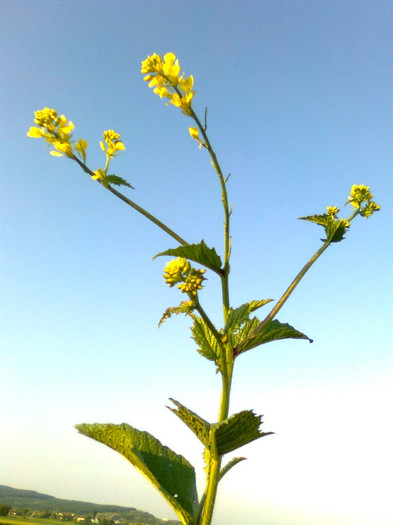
[
  {"left": 190, "top": 108, "right": 231, "bottom": 321},
  {"left": 191, "top": 107, "right": 232, "bottom": 525}
]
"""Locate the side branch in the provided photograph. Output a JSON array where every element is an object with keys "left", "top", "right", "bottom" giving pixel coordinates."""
[{"left": 72, "top": 155, "right": 188, "bottom": 246}]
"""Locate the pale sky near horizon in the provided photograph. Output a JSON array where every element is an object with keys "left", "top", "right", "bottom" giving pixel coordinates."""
[{"left": 1, "top": 1, "right": 392, "bottom": 524}]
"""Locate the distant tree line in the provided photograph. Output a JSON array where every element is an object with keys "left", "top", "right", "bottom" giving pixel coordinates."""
[
  {"left": 0, "top": 504, "right": 178, "bottom": 525},
  {"left": 0, "top": 507, "right": 159, "bottom": 525},
  {"left": 0, "top": 507, "right": 117, "bottom": 523}
]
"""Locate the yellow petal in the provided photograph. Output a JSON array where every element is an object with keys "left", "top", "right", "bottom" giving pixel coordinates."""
[
  {"left": 115, "top": 142, "right": 125, "bottom": 151},
  {"left": 188, "top": 127, "right": 199, "bottom": 139},
  {"left": 27, "top": 126, "right": 42, "bottom": 138},
  {"left": 163, "top": 52, "right": 176, "bottom": 65},
  {"left": 50, "top": 150, "right": 63, "bottom": 157}
]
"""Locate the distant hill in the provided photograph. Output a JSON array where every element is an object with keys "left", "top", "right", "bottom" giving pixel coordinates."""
[{"left": 0, "top": 485, "right": 179, "bottom": 524}]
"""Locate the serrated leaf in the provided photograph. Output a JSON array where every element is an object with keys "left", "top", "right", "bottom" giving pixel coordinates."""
[
  {"left": 224, "top": 304, "right": 251, "bottom": 335},
  {"left": 229, "top": 316, "right": 260, "bottom": 348},
  {"left": 225, "top": 300, "right": 273, "bottom": 334},
  {"left": 213, "top": 411, "right": 273, "bottom": 455},
  {"left": 159, "top": 301, "right": 195, "bottom": 328},
  {"left": 190, "top": 315, "right": 221, "bottom": 362},
  {"left": 168, "top": 399, "right": 210, "bottom": 447},
  {"left": 323, "top": 218, "right": 349, "bottom": 242},
  {"left": 75, "top": 423, "right": 197, "bottom": 524},
  {"left": 299, "top": 214, "right": 349, "bottom": 243},
  {"left": 248, "top": 299, "right": 274, "bottom": 313},
  {"left": 299, "top": 213, "right": 329, "bottom": 226},
  {"left": 219, "top": 457, "right": 247, "bottom": 482},
  {"left": 154, "top": 240, "right": 222, "bottom": 274},
  {"left": 106, "top": 174, "right": 134, "bottom": 188},
  {"left": 236, "top": 318, "right": 312, "bottom": 354}
]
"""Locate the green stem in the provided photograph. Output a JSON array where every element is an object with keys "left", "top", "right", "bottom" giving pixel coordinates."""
[
  {"left": 243, "top": 240, "right": 332, "bottom": 349},
  {"left": 194, "top": 296, "right": 223, "bottom": 350},
  {"left": 249, "top": 210, "right": 361, "bottom": 341},
  {"left": 106, "top": 185, "right": 188, "bottom": 245},
  {"left": 185, "top": 107, "right": 232, "bottom": 525},
  {"left": 199, "top": 367, "right": 232, "bottom": 525},
  {"left": 189, "top": 108, "right": 231, "bottom": 320},
  {"left": 72, "top": 155, "right": 188, "bottom": 246}
]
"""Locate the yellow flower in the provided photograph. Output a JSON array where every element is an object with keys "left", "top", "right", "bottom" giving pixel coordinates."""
[
  {"left": 188, "top": 127, "right": 204, "bottom": 148},
  {"left": 141, "top": 53, "right": 163, "bottom": 74},
  {"left": 347, "top": 184, "right": 380, "bottom": 218},
  {"left": 162, "top": 52, "right": 181, "bottom": 84},
  {"left": 33, "top": 107, "right": 58, "bottom": 127},
  {"left": 141, "top": 52, "right": 195, "bottom": 114},
  {"left": 178, "top": 268, "right": 206, "bottom": 296},
  {"left": 326, "top": 206, "right": 339, "bottom": 217},
  {"left": 170, "top": 92, "right": 194, "bottom": 115},
  {"left": 51, "top": 141, "right": 73, "bottom": 158},
  {"left": 347, "top": 185, "right": 373, "bottom": 208},
  {"left": 91, "top": 168, "right": 106, "bottom": 181},
  {"left": 163, "top": 257, "right": 206, "bottom": 296},
  {"left": 360, "top": 201, "right": 380, "bottom": 218},
  {"left": 100, "top": 130, "right": 125, "bottom": 158},
  {"left": 178, "top": 75, "right": 194, "bottom": 93},
  {"left": 27, "top": 107, "right": 75, "bottom": 158},
  {"left": 163, "top": 257, "right": 191, "bottom": 287},
  {"left": 75, "top": 139, "right": 88, "bottom": 163}
]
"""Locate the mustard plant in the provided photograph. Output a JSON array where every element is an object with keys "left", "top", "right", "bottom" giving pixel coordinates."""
[{"left": 27, "top": 52, "right": 379, "bottom": 525}]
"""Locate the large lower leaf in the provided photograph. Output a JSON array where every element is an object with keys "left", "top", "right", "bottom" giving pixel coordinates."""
[
  {"left": 76, "top": 423, "right": 198, "bottom": 525},
  {"left": 154, "top": 240, "right": 222, "bottom": 274}
]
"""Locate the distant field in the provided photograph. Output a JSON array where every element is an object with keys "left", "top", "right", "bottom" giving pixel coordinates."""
[{"left": 0, "top": 518, "right": 59, "bottom": 525}]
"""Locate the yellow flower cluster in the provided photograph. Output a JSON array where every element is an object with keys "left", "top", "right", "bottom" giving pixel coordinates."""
[
  {"left": 27, "top": 107, "right": 77, "bottom": 158},
  {"left": 178, "top": 269, "right": 206, "bottom": 296},
  {"left": 100, "top": 130, "right": 125, "bottom": 158},
  {"left": 163, "top": 257, "right": 191, "bottom": 286},
  {"left": 347, "top": 185, "right": 380, "bottom": 217},
  {"left": 326, "top": 206, "right": 339, "bottom": 217},
  {"left": 141, "top": 53, "right": 195, "bottom": 115},
  {"left": 27, "top": 110, "right": 127, "bottom": 187},
  {"left": 326, "top": 206, "right": 350, "bottom": 227},
  {"left": 163, "top": 257, "right": 206, "bottom": 296}
]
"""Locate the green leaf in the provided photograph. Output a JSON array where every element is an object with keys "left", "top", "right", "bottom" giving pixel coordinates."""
[
  {"left": 213, "top": 411, "right": 273, "bottom": 455},
  {"left": 168, "top": 399, "right": 210, "bottom": 447},
  {"left": 75, "top": 423, "right": 198, "bottom": 525},
  {"left": 236, "top": 318, "right": 312, "bottom": 354},
  {"left": 299, "top": 213, "right": 329, "bottom": 227},
  {"left": 219, "top": 457, "right": 247, "bottom": 482},
  {"left": 154, "top": 240, "right": 222, "bottom": 274},
  {"left": 224, "top": 300, "right": 273, "bottom": 334},
  {"left": 106, "top": 174, "right": 134, "bottom": 188},
  {"left": 323, "top": 218, "right": 349, "bottom": 242},
  {"left": 299, "top": 214, "right": 349, "bottom": 243},
  {"left": 159, "top": 301, "right": 195, "bottom": 328},
  {"left": 248, "top": 299, "right": 274, "bottom": 313},
  {"left": 224, "top": 304, "right": 250, "bottom": 335},
  {"left": 190, "top": 315, "right": 221, "bottom": 362}
]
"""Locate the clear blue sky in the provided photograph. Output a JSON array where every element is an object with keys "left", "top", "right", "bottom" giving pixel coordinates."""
[{"left": 1, "top": 1, "right": 392, "bottom": 524}]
